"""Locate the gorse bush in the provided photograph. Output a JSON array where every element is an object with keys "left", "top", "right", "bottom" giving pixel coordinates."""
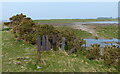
[
  {"left": 4, "top": 13, "right": 27, "bottom": 28},
  {"left": 86, "top": 44, "right": 101, "bottom": 60},
  {"left": 4, "top": 13, "right": 84, "bottom": 50},
  {"left": 13, "top": 18, "right": 35, "bottom": 41},
  {"left": 84, "top": 44, "right": 119, "bottom": 66},
  {"left": 9, "top": 13, "right": 26, "bottom": 22},
  {"left": 102, "top": 46, "right": 119, "bottom": 66}
]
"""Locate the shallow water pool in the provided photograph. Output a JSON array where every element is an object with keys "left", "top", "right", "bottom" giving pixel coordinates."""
[{"left": 83, "top": 38, "right": 119, "bottom": 47}]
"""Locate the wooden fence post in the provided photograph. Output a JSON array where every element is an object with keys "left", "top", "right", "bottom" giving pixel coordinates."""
[
  {"left": 48, "top": 41, "right": 51, "bottom": 50},
  {"left": 42, "top": 35, "right": 46, "bottom": 51},
  {"left": 61, "top": 37, "right": 65, "bottom": 51},
  {"left": 37, "top": 35, "right": 41, "bottom": 52},
  {"left": 36, "top": 35, "right": 41, "bottom": 61},
  {"left": 46, "top": 35, "right": 51, "bottom": 51},
  {"left": 52, "top": 34, "right": 57, "bottom": 51},
  {"left": 68, "top": 43, "right": 79, "bottom": 55}
]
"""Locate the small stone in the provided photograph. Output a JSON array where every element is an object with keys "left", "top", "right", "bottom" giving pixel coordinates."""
[
  {"left": 15, "top": 62, "right": 22, "bottom": 65},
  {"left": 25, "top": 56, "right": 29, "bottom": 59},
  {"left": 8, "top": 58, "right": 12, "bottom": 61},
  {"left": 23, "top": 60, "right": 29, "bottom": 62},
  {"left": 37, "top": 66, "right": 41, "bottom": 69},
  {"left": 8, "top": 61, "right": 12, "bottom": 64},
  {"left": 24, "top": 47, "right": 29, "bottom": 50},
  {"left": 21, "top": 66, "right": 24, "bottom": 69}
]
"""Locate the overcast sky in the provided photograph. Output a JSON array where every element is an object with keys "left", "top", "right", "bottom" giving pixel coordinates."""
[{"left": 2, "top": 2, "right": 118, "bottom": 20}]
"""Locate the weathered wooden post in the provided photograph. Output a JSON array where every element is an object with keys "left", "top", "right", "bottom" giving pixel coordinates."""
[
  {"left": 36, "top": 35, "right": 41, "bottom": 63},
  {"left": 61, "top": 37, "right": 66, "bottom": 51},
  {"left": 42, "top": 35, "right": 46, "bottom": 51},
  {"left": 48, "top": 41, "right": 51, "bottom": 50},
  {"left": 37, "top": 35, "right": 41, "bottom": 52},
  {"left": 46, "top": 35, "right": 51, "bottom": 51},
  {"left": 68, "top": 43, "right": 79, "bottom": 55},
  {"left": 52, "top": 34, "right": 57, "bottom": 51}
]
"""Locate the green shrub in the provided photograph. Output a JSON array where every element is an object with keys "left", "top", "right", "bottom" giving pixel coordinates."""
[
  {"left": 102, "top": 47, "right": 119, "bottom": 66},
  {"left": 13, "top": 18, "right": 35, "bottom": 40},
  {"left": 86, "top": 44, "right": 101, "bottom": 60},
  {"left": 2, "top": 28, "right": 11, "bottom": 31},
  {"left": 4, "top": 13, "right": 85, "bottom": 51},
  {"left": 85, "top": 44, "right": 119, "bottom": 66}
]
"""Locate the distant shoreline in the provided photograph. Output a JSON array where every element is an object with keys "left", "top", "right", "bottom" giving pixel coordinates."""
[{"left": 2, "top": 19, "right": 117, "bottom": 22}]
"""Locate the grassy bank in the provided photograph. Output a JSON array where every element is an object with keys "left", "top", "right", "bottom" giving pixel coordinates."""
[
  {"left": 56, "top": 25, "right": 118, "bottom": 39},
  {"left": 56, "top": 26, "right": 94, "bottom": 38},
  {"left": 2, "top": 31, "right": 118, "bottom": 72},
  {"left": 95, "top": 25, "right": 118, "bottom": 39}
]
